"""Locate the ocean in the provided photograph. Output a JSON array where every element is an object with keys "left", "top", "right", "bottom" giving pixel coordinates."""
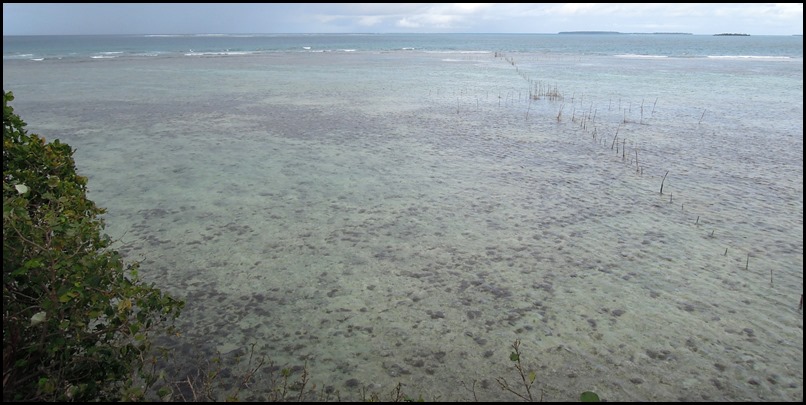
[{"left": 3, "top": 33, "right": 803, "bottom": 401}]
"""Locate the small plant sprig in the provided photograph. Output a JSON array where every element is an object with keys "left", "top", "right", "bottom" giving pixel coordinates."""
[
  {"left": 496, "top": 339, "right": 543, "bottom": 402},
  {"left": 361, "top": 381, "right": 425, "bottom": 402}
]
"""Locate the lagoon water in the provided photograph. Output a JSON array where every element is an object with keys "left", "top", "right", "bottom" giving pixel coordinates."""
[{"left": 3, "top": 33, "right": 803, "bottom": 401}]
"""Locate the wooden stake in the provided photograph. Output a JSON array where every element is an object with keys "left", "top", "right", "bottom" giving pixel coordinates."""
[
  {"left": 640, "top": 99, "right": 644, "bottom": 124},
  {"left": 611, "top": 126, "right": 620, "bottom": 150},
  {"left": 660, "top": 170, "right": 669, "bottom": 194}
]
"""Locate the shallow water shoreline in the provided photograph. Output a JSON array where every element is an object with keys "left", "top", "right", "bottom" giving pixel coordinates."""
[{"left": 3, "top": 46, "right": 802, "bottom": 401}]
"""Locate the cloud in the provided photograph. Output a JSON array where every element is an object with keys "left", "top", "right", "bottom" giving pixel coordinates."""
[
  {"left": 357, "top": 15, "right": 385, "bottom": 27},
  {"left": 438, "top": 3, "right": 496, "bottom": 14},
  {"left": 552, "top": 3, "right": 601, "bottom": 15},
  {"left": 395, "top": 13, "right": 466, "bottom": 30},
  {"left": 310, "top": 3, "right": 499, "bottom": 31}
]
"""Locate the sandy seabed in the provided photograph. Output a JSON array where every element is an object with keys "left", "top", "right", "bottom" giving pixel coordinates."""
[{"left": 3, "top": 51, "right": 803, "bottom": 401}]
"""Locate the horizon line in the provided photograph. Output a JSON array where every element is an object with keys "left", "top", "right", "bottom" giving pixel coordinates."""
[{"left": 4, "top": 32, "right": 804, "bottom": 37}]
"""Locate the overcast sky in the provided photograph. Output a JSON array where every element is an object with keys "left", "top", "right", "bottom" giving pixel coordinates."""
[{"left": 3, "top": 3, "right": 803, "bottom": 36}]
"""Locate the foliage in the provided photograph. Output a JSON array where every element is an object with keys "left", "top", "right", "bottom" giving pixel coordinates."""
[
  {"left": 580, "top": 391, "right": 601, "bottom": 402},
  {"left": 2, "top": 90, "right": 184, "bottom": 401},
  {"left": 492, "top": 339, "right": 600, "bottom": 402},
  {"left": 496, "top": 338, "right": 542, "bottom": 401}
]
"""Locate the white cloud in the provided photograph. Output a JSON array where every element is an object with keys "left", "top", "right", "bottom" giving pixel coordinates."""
[
  {"left": 439, "top": 3, "right": 496, "bottom": 14},
  {"left": 312, "top": 14, "right": 339, "bottom": 24},
  {"left": 553, "top": 3, "right": 601, "bottom": 15},
  {"left": 314, "top": 3, "right": 498, "bottom": 31},
  {"left": 357, "top": 15, "right": 385, "bottom": 27},
  {"left": 395, "top": 13, "right": 465, "bottom": 30},
  {"left": 397, "top": 17, "right": 421, "bottom": 29}
]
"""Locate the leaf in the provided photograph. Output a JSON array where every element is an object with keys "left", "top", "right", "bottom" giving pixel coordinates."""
[
  {"left": 529, "top": 371, "right": 536, "bottom": 384},
  {"left": 59, "top": 291, "right": 78, "bottom": 303},
  {"left": 47, "top": 176, "right": 60, "bottom": 188},
  {"left": 87, "top": 275, "right": 101, "bottom": 287},
  {"left": 580, "top": 391, "right": 600, "bottom": 402},
  {"left": 15, "top": 184, "right": 29, "bottom": 194},
  {"left": 509, "top": 352, "right": 519, "bottom": 362},
  {"left": 157, "top": 387, "right": 171, "bottom": 399},
  {"left": 30, "top": 311, "right": 47, "bottom": 326},
  {"left": 12, "top": 266, "right": 30, "bottom": 277},
  {"left": 38, "top": 377, "right": 54, "bottom": 394},
  {"left": 117, "top": 298, "right": 132, "bottom": 312}
]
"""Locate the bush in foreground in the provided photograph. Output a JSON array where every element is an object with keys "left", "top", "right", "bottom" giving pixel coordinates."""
[{"left": 3, "top": 90, "right": 184, "bottom": 401}]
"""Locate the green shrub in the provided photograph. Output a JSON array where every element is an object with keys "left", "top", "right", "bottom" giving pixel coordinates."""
[{"left": 2, "top": 90, "right": 184, "bottom": 401}]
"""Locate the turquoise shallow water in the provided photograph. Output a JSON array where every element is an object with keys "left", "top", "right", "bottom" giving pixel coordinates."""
[{"left": 3, "top": 34, "right": 803, "bottom": 401}]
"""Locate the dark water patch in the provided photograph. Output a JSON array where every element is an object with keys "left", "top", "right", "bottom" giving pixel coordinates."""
[
  {"left": 433, "top": 351, "right": 447, "bottom": 363},
  {"left": 479, "top": 283, "right": 512, "bottom": 300},
  {"left": 629, "top": 377, "right": 644, "bottom": 385},
  {"left": 385, "top": 363, "right": 411, "bottom": 377},
  {"left": 533, "top": 282, "right": 554, "bottom": 293},
  {"left": 139, "top": 207, "right": 178, "bottom": 220},
  {"left": 405, "top": 358, "right": 426, "bottom": 368},
  {"left": 686, "top": 338, "right": 699, "bottom": 352},
  {"left": 645, "top": 349, "right": 676, "bottom": 361}
]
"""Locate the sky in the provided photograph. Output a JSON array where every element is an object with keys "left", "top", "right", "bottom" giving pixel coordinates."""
[{"left": 3, "top": 3, "right": 803, "bottom": 36}]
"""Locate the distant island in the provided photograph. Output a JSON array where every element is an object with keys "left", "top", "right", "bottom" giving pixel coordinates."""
[{"left": 714, "top": 33, "right": 750, "bottom": 36}]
